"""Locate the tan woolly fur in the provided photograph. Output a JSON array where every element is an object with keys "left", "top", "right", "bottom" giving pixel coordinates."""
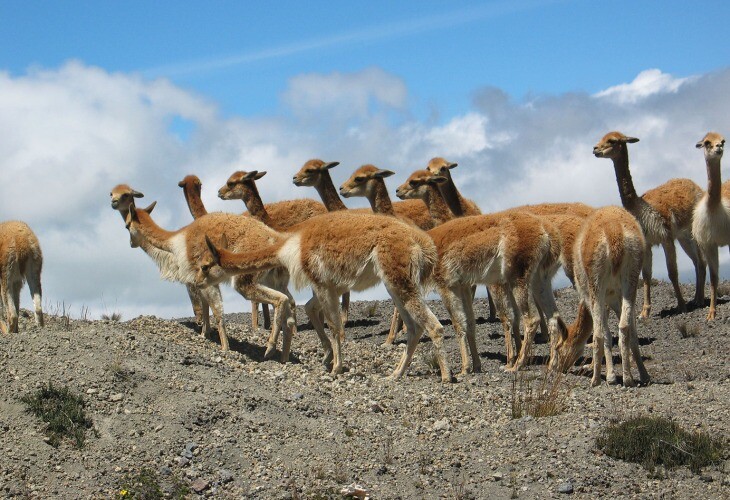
[
  {"left": 426, "top": 211, "right": 563, "bottom": 374},
  {"left": 111, "top": 184, "right": 211, "bottom": 330},
  {"left": 593, "top": 131, "right": 706, "bottom": 317},
  {"left": 692, "top": 132, "right": 728, "bottom": 319},
  {"left": 549, "top": 206, "right": 650, "bottom": 387},
  {"left": 197, "top": 211, "right": 455, "bottom": 383},
  {"left": 0, "top": 221, "right": 43, "bottom": 333},
  {"left": 124, "top": 202, "right": 296, "bottom": 357},
  {"left": 221, "top": 168, "right": 349, "bottom": 328},
  {"left": 425, "top": 157, "right": 482, "bottom": 216},
  {"left": 339, "top": 164, "right": 434, "bottom": 230}
]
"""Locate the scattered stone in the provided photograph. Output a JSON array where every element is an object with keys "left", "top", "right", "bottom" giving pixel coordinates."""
[
  {"left": 558, "top": 482, "right": 574, "bottom": 494},
  {"left": 109, "top": 393, "right": 123, "bottom": 402},
  {"left": 433, "top": 418, "right": 451, "bottom": 431},
  {"left": 191, "top": 478, "right": 209, "bottom": 493},
  {"left": 219, "top": 469, "right": 234, "bottom": 484}
]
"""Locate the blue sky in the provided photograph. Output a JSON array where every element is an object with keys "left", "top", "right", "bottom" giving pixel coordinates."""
[
  {"left": 2, "top": 0, "right": 730, "bottom": 318},
  {"left": 4, "top": 1, "right": 728, "bottom": 119}
]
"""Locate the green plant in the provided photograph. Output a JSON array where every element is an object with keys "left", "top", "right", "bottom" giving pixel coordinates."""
[
  {"left": 117, "top": 468, "right": 190, "bottom": 500},
  {"left": 21, "top": 383, "right": 93, "bottom": 448},
  {"left": 597, "top": 416, "right": 724, "bottom": 474},
  {"left": 510, "top": 369, "right": 573, "bottom": 419}
]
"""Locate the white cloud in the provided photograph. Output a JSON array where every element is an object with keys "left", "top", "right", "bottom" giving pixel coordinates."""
[
  {"left": 2, "top": 62, "right": 730, "bottom": 320},
  {"left": 594, "top": 69, "right": 694, "bottom": 105}
]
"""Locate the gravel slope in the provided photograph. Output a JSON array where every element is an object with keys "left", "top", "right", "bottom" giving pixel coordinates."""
[{"left": 0, "top": 281, "right": 728, "bottom": 498}]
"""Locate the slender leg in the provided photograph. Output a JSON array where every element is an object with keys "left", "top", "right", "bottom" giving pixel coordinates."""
[
  {"left": 531, "top": 273, "right": 561, "bottom": 366},
  {"left": 340, "top": 292, "right": 350, "bottom": 325},
  {"left": 26, "top": 259, "right": 44, "bottom": 327},
  {"left": 304, "top": 294, "right": 333, "bottom": 366},
  {"left": 508, "top": 280, "right": 540, "bottom": 371},
  {"left": 459, "top": 285, "right": 481, "bottom": 373},
  {"left": 262, "top": 303, "right": 272, "bottom": 330},
  {"left": 677, "top": 236, "right": 706, "bottom": 307},
  {"left": 384, "top": 308, "right": 403, "bottom": 345},
  {"left": 199, "top": 286, "right": 229, "bottom": 351},
  {"left": 486, "top": 286, "right": 497, "bottom": 321},
  {"left": 590, "top": 300, "right": 607, "bottom": 387},
  {"left": 438, "top": 284, "right": 470, "bottom": 375},
  {"left": 640, "top": 244, "right": 653, "bottom": 318},
  {"left": 662, "top": 240, "right": 686, "bottom": 312},
  {"left": 251, "top": 301, "right": 259, "bottom": 330},
  {"left": 315, "top": 289, "right": 345, "bottom": 376},
  {"left": 704, "top": 244, "right": 720, "bottom": 320}
]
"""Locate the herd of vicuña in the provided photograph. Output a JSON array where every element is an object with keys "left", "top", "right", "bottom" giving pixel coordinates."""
[{"left": 5, "top": 131, "right": 725, "bottom": 388}]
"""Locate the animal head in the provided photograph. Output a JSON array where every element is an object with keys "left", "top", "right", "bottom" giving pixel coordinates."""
[
  {"left": 292, "top": 159, "right": 340, "bottom": 187},
  {"left": 696, "top": 132, "right": 725, "bottom": 160},
  {"left": 195, "top": 235, "right": 230, "bottom": 287},
  {"left": 178, "top": 175, "right": 203, "bottom": 192},
  {"left": 395, "top": 169, "right": 448, "bottom": 200},
  {"left": 124, "top": 201, "right": 157, "bottom": 248},
  {"left": 547, "top": 306, "right": 592, "bottom": 374},
  {"left": 593, "top": 131, "right": 639, "bottom": 159},
  {"left": 425, "top": 157, "right": 458, "bottom": 176},
  {"left": 218, "top": 170, "right": 266, "bottom": 202},
  {"left": 110, "top": 184, "right": 144, "bottom": 211},
  {"left": 339, "top": 164, "right": 395, "bottom": 198}
]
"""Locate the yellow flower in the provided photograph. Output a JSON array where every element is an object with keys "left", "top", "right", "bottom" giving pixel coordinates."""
[{"left": 119, "top": 490, "right": 129, "bottom": 497}]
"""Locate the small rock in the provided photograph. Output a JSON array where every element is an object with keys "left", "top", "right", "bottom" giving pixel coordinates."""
[
  {"left": 376, "top": 465, "right": 388, "bottom": 476},
  {"left": 700, "top": 475, "right": 713, "bottom": 483},
  {"left": 558, "top": 482, "right": 574, "bottom": 494},
  {"left": 433, "top": 418, "right": 450, "bottom": 431},
  {"left": 370, "top": 403, "right": 384, "bottom": 413},
  {"left": 191, "top": 478, "right": 209, "bottom": 493},
  {"left": 219, "top": 469, "right": 234, "bottom": 484},
  {"left": 159, "top": 466, "right": 172, "bottom": 477},
  {"left": 86, "top": 388, "right": 97, "bottom": 394},
  {"left": 492, "top": 472, "right": 503, "bottom": 481},
  {"left": 341, "top": 482, "right": 369, "bottom": 499},
  {"left": 109, "top": 393, "right": 123, "bottom": 402}
]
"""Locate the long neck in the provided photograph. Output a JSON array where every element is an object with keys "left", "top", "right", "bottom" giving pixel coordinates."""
[
  {"left": 567, "top": 301, "right": 593, "bottom": 346},
  {"left": 243, "top": 184, "right": 275, "bottom": 227},
  {"left": 135, "top": 212, "right": 179, "bottom": 253},
  {"left": 423, "top": 186, "right": 454, "bottom": 226},
  {"left": 611, "top": 146, "right": 640, "bottom": 209},
  {"left": 220, "top": 243, "right": 284, "bottom": 275},
  {"left": 315, "top": 173, "right": 348, "bottom": 211},
  {"left": 369, "top": 181, "right": 395, "bottom": 215},
  {"left": 706, "top": 156, "right": 723, "bottom": 207},
  {"left": 183, "top": 186, "right": 207, "bottom": 219},
  {"left": 437, "top": 171, "right": 466, "bottom": 216}
]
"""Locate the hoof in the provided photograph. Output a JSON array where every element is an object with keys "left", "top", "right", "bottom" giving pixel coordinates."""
[
  {"left": 623, "top": 377, "right": 637, "bottom": 388},
  {"left": 706, "top": 310, "right": 716, "bottom": 321},
  {"left": 590, "top": 378, "right": 601, "bottom": 387},
  {"left": 322, "top": 351, "right": 334, "bottom": 366},
  {"left": 264, "top": 344, "right": 277, "bottom": 360},
  {"left": 606, "top": 375, "right": 618, "bottom": 385},
  {"left": 639, "top": 376, "right": 651, "bottom": 386},
  {"left": 504, "top": 365, "right": 519, "bottom": 373},
  {"left": 444, "top": 373, "right": 457, "bottom": 384}
]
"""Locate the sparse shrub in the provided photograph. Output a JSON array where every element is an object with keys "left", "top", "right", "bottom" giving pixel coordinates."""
[
  {"left": 117, "top": 468, "right": 189, "bottom": 499},
  {"left": 423, "top": 349, "right": 441, "bottom": 372},
  {"left": 108, "top": 356, "right": 132, "bottom": 383},
  {"left": 510, "top": 369, "right": 573, "bottom": 419},
  {"left": 676, "top": 321, "right": 700, "bottom": 339},
  {"left": 597, "top": 416, "right": 724, "bottom": 474},
  {"left": 102, "top": 312, "right": 123, "bottom": 321},
  {"left": 21, "top": 383, "right": 93, "bottom": 448},
  {"left": 365, "top": 302, "right": 378, "bottom": 317}
]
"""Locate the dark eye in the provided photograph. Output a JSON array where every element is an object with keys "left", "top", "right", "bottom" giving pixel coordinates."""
[
  {"left": 354, "top": 176, "right": 366, "bottom": 183},
  {"left": 227, "top": 181, "right": 236, "bottom": 188},
  {"left": 705, "top": 141, "right": 711, "bottom": 147},
  {"left": 201, "top": 264, "right": 209, "bottom": 272},
  {"left": 305, "top": 168, "right": 316, "bottom": 174},
  {"left": 409, "top": 180, "right": 417, "bottom": 187},
  {"left": 607, "top": 139, "right": 616, "bottom": 145},
  {"left": 122, "top": 193, "right": 129, "bottom": 199},
  {"left": 125, "top": 222, "right": 131, "bottom": 229}
]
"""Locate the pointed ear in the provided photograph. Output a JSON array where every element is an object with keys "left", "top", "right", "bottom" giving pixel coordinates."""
[
  {"left": 323, "top": 161, "right": 339, "bottom": 169},
  {"left": 624, "top": 136, "right": 639, "bottom": 144},
  {"left": 205, "top": 235, "right": 221, "bottom": 265},
  {"left": 219, "top": 233, "right": 229, "bottom": 250},
  {"left": 373, "top": 169, "right": 395, "bottom": 179},
  {"left": 429, "top": 175, "right": 449, "bottom": 185},
  {"left": 254, "top": 171, "right": 267, "bottom": 180},
  {"left": 177, "top": 179, "right": 186, "bottom": 187},
  {"left": 142, "top": 201, "right": 157, "bottom": 214},
  {"left": 696, "top": 139, "right": 705, "bottom": 149},
  {"left": 131, "top": 189, "right": 144, "bottom": 198},
  {"left": 447, "top": 162, "right": 458, "bottom": 169}
]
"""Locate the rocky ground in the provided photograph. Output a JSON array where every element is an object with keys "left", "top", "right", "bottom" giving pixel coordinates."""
[{"left": 0, "top": 281, "right": 729, "bottom": 499}]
